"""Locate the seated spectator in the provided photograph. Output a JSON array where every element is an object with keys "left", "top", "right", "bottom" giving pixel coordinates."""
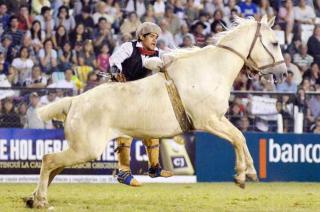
[
  {"left": 184, "top": 0, "right": 199, "bottom": 25},
  {"left": 0, "top": 51, "right": 9, "bottom": 75},
  {"left": 199, "top": 12, "right": 211, "bottom": 35},
  {"left": 307, "top": 25, "right": 320, "bottom": 64},
  {"left": 211, "top": 20, "right": 225, "bottom": 35},
  {"left": 163, "top": 5, "right": 180, "bottom": 36},
  {"left": 126, "top": 0, "right": 146, "bottom": 18},
  {"left": 48, "top": 68, "right": 77, "bottom": 94},
  {"left": 278, "top": 0, "right": 295, "bottom": 44},
  {"left": 315, "top": 0, "right": 320, "bottom": 17},
  {"left": 238, "top": 0, "right": 259, "bottom": 18},
  {"left": 97, "top": 43, "right": 110, "bottom": 73},
  {"left": 277, "top": 71, "right": 298, "bottom": 92},
  {"left": 293, "top": 0, "right": 316, "bottom": 25},
  {"left": 284, "top": 53, "right": 302, "bottom": 84},
  {"left": 191, "top": 21, "right": 207, "bottom": 47},
  {"left": 303, "top": 62, "right": 320, "bottom": 85},
  {"left": 32, "top": 0, "right": 50, "bottom": 15},
  {"left": 204, "top": 0, "right": 224, "bottom": 15},
  {"left": 6, "top": 66, "right": 19, "bottom": 86},
  {"left": 17, "top": 5, "right": 32, "bottom": 32},
  {"left": 293, "top": 43, "right": 313, "bottom": 71},
  {"left": 174, "top": 23, "right": 195, "bottom": 47},
  {"left": 223, "top": 0, "right": 241, "bottom": 21},
  {"left": 301, "top": 78, "right": 311, "bottom": 91},
  {"left": 258, "top": 0, "right": 274, "bottom": 18},
  {"left": 84, "top": 71, "right": 99, "bottom": 92},
  {"left": 12, "top": 46, "right": 34, "bottom": 85},
  {"left": 52, "top": 25, "right": 69, "bottom": 50},
  {"left": 154, "top": 0, "right": 166, "bottom": 20},
  {"left": 69, "top": 23, "right": 91, "bottom": 48},
  {"left": 55, "top": 6, "right": 75, "bottom": 33},
  {"left": 40, "top": 89, "right": 60, "bottom": 106},
  {"left": 238, "top": 115, "right": 254, "bottom": 132},
  {"left": 0, "top": 97, "right": 22, "bottom": 128},
  {"left": 25, "top": 92, "right": 45, "bottom": 129},
  {"left": 93, "top": 17, "right": 115, "bottom": 52},
  {"left": 159, "top": 19, "right": 176, "bottom": 48},
  {"left": 17, "top": 101, "right": 28, "bottom": 127},
  {"left": 78, "top": 39, "right": 97, "bottom": 68},
  {"left": 142, "top": 6, "right": 157, "bottom": 23},
  {"left": 58, "top": 42, "right": 76, "bottom": 71},
  {"left": 3, "top": 16, "right": 24, "bottom": 48},
  {"left": 23, "top": 65, "right": 47, "bottom": 88},
  {"left": 173, "top": 0, "right": 185, "bottom": 19},
  {"left": 38, "top": 39, "right": 58, "bottom": 74},
  {"left": 75, "top": 6, "right": 94, "bottom": 30},
  {"left": 0, "top": 3, "right": 10, "bottom": 34},
  {"left": 35, "top": 6, "right": 54, "bottom": 38},
  {"left": 312, "top": 116, "right": 320, "bottom": 133},
  {"left": 120, "top": 12, "right": 141, "bottom": 37},
  {"left": 93, "top": 1, "right": 114, "bottom": 25},
  {"left": 306, "top": 93, "right": 320, "bottom": 129},
  {"left": 211, "top": 9, "right": 227, "bottom": 32},
  {"left": 180, "top": 34, "right": 194, "bottom": 48},
  {"left": 26, "top": 20, "right": 45, "bottom": 50}
]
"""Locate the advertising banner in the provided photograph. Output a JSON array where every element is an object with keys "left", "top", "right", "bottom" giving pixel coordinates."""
[
  {"left": 0, "top": 129, "right": 148, "bottom": 176},
  {"left": 196, "top": 133, "right": 320, "bottom": 182},
  {"left": 0, "top": 129, "right": 196, "bottom": 183}
]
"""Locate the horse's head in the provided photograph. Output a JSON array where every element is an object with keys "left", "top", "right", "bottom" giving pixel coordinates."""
[{"left": 245, "top": 15, "right": 287, "bottom": 84}]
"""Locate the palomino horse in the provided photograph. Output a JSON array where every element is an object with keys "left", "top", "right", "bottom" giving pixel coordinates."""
[{"left": 25, "top": 16, "right": 287, "bottom": 208}]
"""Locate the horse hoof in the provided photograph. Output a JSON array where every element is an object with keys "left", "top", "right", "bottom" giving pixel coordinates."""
[
  {"left": 234, "top": 177, "right": 246, "bottom": 189},
  {"left": 26, "top": 198, "right": 34, "bottom": 208},
  {"left": 246, "top": 173, "right": 259, "bottom": 182}
]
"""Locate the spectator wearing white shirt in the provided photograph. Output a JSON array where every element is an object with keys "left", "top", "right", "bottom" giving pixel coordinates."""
[
  {"left": 35, "top": 6, "right": 54, "bottom": 38},
  {"left": 23, "top": 65, "right": 47, "bottom": 88},
  {"left": 293, "top": 44, "right": 314, "bottom": 71},
  {"left": 48, "top": 68, "right": 77, "bottom": 94},
  {"left": 12, "top": 46, "right": 34, "bottom": 85},
  {"left": 154, "top": 0, "right": 165, "bottom": 19},
  {"left": 158, "top": 19, "right": 176, "bottom": 48},
  {"left": 293, "top": 0, "right": 316, "bottom": 24},
  {"left": 25, "top": 92, "right": 46, "bottom": 129},
  {"left": 284, "top": 53, "right": 302, "bottom": 85},
  {"left": 38, "top": 39, "right": 58, "bottom": 74},
  {"left": 93, "top": 1, "right": 114, "bottom": 25}
]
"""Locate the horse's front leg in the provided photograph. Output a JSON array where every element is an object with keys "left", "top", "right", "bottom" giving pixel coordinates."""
[{"left": 203, "top": 116, "right": 249, "bottom": 188}]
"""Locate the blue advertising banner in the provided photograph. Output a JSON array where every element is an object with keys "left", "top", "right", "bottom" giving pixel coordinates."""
[
  {"left": 196, "top": 133, "right": 320, "bottom": 182},
  {"left": 0, "top": 129, "right": 149, "bottom": 175}
]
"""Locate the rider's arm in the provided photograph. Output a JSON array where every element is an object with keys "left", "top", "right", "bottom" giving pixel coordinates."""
[{"left": 109, "top": 42, "right": 133, "bottom": 72}]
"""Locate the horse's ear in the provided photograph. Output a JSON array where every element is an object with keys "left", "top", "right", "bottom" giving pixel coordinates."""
[
  {"left": 268, "top": 16, "right": 276, "bottom": 27},
  {"left": 261, "top": 15, "right": 268, "bottom": 24}
]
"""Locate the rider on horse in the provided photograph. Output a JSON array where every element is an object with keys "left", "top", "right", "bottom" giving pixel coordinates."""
[{"left": 109, "top": 22, "right": 173, "bottom": 186}]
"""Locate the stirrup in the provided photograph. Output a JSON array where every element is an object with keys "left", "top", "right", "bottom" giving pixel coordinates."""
[
  {"left": 148, "top": 164, "right": 173, "bottom": 178},
  {"left": 116, "top": 170, "right": 140, "bottom": 186}
]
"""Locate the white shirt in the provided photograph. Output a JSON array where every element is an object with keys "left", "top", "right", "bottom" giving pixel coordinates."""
[
  {"left": 40, "top": 95, "right": 60, "bottom": 106},
  {"left": 109, "top": 41, "right": 160, "bottom": 71},
  {"left": 154, "top": 1, "right": 165, "bottom": 14},
  {"left": 12, "top": 58, "right": 34, "bottom": 85},
  {"left": 293, "top": 6, "right": 316, "bottom": 22}
]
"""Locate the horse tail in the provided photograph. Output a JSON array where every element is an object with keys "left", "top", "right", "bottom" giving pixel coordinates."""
[{"left": 37, "top": 97, "right": 73, "bottom": 122}]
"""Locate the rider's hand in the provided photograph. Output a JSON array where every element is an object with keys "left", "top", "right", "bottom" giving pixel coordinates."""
[{"left": 115, "top": 73, "right": 126, "bottom": 82}]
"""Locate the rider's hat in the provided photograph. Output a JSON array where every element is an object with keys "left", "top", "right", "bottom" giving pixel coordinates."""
[{"left": 136, "top": 22, "right": 161, "bottom": 39}]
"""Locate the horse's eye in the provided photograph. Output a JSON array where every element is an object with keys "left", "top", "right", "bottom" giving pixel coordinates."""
[{"left": 272, "top": 42, "right": 279, "bottom": 47}]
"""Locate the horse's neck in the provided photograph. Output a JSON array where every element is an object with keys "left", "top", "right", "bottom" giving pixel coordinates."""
[{"left": 212, "top": 24, "right": 257, "bottom": 88}]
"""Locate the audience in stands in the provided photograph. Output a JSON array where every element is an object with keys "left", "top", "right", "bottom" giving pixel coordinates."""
[{"left": 0, "top": 0, "right": 319, "bottom": 132}]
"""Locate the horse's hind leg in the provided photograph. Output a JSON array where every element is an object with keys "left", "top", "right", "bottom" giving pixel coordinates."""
[{"left": 204, "top": 116, "right": 249, "bottom": 189}]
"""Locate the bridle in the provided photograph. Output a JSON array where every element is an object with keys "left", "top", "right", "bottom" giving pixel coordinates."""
[{"left": 216, "top": 22, "right": 285, "bottom": 78}]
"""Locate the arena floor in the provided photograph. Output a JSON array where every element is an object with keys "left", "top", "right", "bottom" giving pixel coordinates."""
[{"left": 1, "top": 183, "right": 319, "bottom": 211}]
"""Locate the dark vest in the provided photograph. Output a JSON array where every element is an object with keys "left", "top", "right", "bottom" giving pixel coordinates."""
[{"left": 121, "top": 41, "right": 159, "bottom": 81}]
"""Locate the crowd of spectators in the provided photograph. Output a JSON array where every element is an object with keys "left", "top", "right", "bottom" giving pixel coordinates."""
[{"left": 0, "top": 0, "right": 319, "bottom": 133}]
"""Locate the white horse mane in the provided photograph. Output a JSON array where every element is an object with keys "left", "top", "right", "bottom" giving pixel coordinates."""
[{"left": 163, "top": 17, "right": 256, "bottom": 61}]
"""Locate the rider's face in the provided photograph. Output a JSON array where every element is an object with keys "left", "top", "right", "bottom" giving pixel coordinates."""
[{"left": 141, "top": 33, "right": 158, "bottom": 50}]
